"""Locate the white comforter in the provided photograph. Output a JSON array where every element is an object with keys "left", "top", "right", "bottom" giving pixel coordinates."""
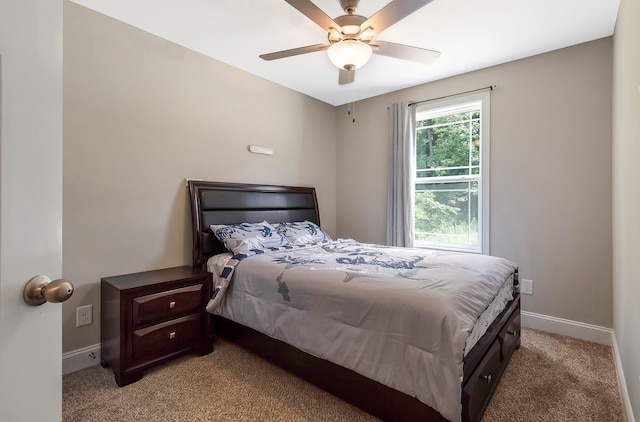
[{"left": 208, "top": 239, "right": 517, "bottom": 422}]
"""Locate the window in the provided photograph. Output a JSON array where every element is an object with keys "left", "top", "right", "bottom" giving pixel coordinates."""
[{"left": 414, "top": 92, "right": 490, "bottom": 253}]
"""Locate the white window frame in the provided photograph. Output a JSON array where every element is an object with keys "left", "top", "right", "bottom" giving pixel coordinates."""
[{"left": 413, "top": 91, "right": 490, "bottom": 254}]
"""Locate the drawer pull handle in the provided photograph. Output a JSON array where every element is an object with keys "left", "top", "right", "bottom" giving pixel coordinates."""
[
  {"left": 169, "top": 331, "right": 176, "bottom": 340},
  {"left": 169, "top": 301, "right": 176, "bottom": 309},
  {"left": 507, "top": 330, "right": 517, "bottom": 336},
  {"left": 480, "top": 374, "right": 492, "bottom": 384}
]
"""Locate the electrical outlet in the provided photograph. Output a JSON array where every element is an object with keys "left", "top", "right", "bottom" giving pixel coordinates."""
[
  {"left": 76, "top": 304, "right": 92, "bottom": 327},
  {"left": 520, "top": 279, "right": 533, "bottom": 295}
]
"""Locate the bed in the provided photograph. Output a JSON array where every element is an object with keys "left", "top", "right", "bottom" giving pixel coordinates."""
[{"left": 188, "top": 180, "right": 521, "bottom": 422}]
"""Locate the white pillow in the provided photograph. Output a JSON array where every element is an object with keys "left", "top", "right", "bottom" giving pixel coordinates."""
[
  {"left": 211, "top": 221, "right": 290, "bottom": 255},
  {"left": 274, "top": 221, "right": 332, "bottom": 245}
]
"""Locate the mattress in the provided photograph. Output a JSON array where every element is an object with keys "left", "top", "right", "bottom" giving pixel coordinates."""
[{"left": 207, "top": 240, "right": 517, "bottom": 422}]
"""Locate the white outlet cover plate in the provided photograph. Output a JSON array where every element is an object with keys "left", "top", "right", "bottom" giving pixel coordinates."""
[
  {"left": 76, "top": 304, "right": 93, "bottom": 327},
  {"left": 521, "top": 279, "right": 533, "bottom": 295}
]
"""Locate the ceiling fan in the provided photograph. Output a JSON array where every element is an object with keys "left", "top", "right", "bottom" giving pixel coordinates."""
[{"left": 260, "top": 0, "right": 440, "bottom": 84}]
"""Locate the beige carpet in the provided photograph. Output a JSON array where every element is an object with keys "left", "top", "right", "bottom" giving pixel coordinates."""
[{"left": 63, "top": 328, "right": 624, "bottom": 421}]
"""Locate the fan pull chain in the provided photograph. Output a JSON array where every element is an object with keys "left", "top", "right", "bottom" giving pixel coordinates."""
[{"left": 347, "top": 102, "right": 356, "bottom": 123}]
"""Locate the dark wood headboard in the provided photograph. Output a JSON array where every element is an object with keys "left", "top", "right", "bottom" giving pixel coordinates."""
[{"left": 188, "top": 180, "right": 320, "bottom": 268}]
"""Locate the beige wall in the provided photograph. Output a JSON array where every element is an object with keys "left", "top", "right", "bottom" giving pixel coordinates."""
[
  {"left": 63, "top": 0, "right": 620, "bottom": 371},
  {"left": 62, "top": 1, "right": 636, "bottom": 415},
  {"left": 62, "top": 2, "right": 337, "bottom": 352},
  {"left": 613, "top": 0, "right": 640, "bottom": 417},
  {"left": 337, "top": 38, "right": 613, "bottom": 328}
]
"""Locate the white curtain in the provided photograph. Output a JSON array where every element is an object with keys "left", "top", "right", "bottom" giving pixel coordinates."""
[{"left": 386, "top": 102, "right": 416, "bottom": 247}]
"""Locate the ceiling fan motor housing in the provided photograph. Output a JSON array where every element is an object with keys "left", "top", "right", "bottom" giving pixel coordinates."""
[{"left": 329, "top": 14, "right": 370, "bottom": 43}]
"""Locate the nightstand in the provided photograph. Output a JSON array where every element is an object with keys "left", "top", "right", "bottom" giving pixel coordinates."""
[{"left": 101, "top": 266, "right": 213, "bottom": 387}]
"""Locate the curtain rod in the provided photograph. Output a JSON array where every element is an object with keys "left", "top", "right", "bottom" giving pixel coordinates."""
[{"left": 408, "top": 84, "right": 496, "bottom": 107}]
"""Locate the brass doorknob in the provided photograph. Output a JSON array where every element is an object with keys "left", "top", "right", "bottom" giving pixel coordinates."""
[{"left": 23, "top": 275, "right": 74, "bottom": 306}]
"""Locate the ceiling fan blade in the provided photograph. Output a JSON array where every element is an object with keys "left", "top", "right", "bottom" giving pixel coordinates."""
[
  {"left": 371, "top": 41, "right": 440, "bottom": 64},
  {"left": 259, "top": 44, "right": 330, "bottom": 61},
  {"left": 338, "top": 68, "right": 355, "bottom": 85},
  {"left": 362, "top": 0, "right": 433, "bottom": 35},
  {"left": 285, "top": 0, "right": 341, "bottom": 33}
]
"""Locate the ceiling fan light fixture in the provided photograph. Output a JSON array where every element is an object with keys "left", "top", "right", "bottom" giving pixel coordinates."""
[{"left": 327, "top": 39, "right": 372, "bottom": 70}]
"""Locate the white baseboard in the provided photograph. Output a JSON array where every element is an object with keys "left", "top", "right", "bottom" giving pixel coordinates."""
[
  {"left": 612, "top": 332, "right": 636, "bottom": 422},
  {"left": 62, "top": 343, "right": 101, "bottom": 375},
  {"left": 521, "top": 311, "right": 613, "bottom": 345}
]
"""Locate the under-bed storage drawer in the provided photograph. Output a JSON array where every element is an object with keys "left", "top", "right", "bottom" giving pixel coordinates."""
[
  {"left": 133, "top": 284, "right": 203, "bottom": 326},
  {"left": 499, "top": 310, "right": 521, "bottom": 360},
  {"left": 462, "top": 340, "right": 502, "bottom": 422}
]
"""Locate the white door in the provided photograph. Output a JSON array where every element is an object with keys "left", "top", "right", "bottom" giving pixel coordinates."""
[{"left": 0, "top": 1, "right": 64, "bottom": 421}]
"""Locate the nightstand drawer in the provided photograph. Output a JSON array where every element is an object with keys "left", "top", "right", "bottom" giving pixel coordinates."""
[
  {"left": 132, "top": 314, "right": 201, "bottom": 361},
  {"left": 133, "top": 284, "right": 204, "bottom": 326}
]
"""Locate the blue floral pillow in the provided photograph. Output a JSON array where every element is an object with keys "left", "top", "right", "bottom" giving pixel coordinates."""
[
  {"left": 211, "top": 221, "right": 290, "bottom": 255},
  {"left": 274, "top": 221, "right": 332, "bottom": 245}
]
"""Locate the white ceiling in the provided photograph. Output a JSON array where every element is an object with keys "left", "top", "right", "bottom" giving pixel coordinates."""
[{"left": 70, "top": 0, "right": 619, "bottom": 106}]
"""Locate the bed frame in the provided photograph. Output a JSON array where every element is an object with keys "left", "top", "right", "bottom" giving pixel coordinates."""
[{"left": 188, "top": 180, "right": 521, "bottom": 422}]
